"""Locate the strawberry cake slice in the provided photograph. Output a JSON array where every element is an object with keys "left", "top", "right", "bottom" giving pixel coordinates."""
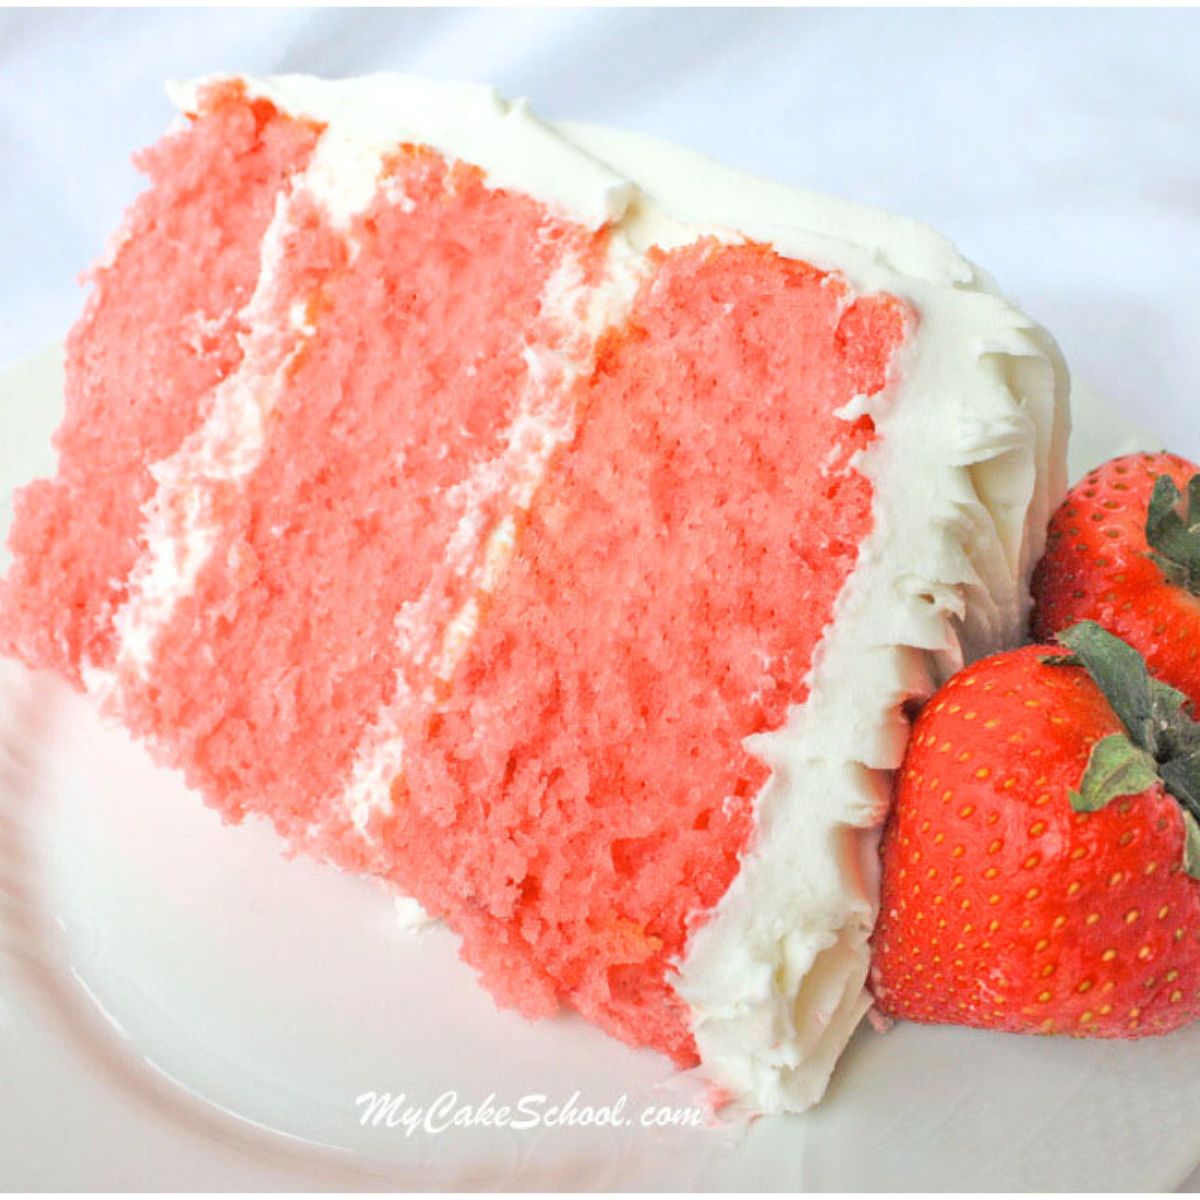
[{"left": 0, "top": 75, "right": 1069, "bottom": 1113}]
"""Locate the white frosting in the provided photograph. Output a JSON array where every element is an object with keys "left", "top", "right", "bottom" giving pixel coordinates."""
[
  {"left": 393, "top": 893, "right": 436, "bottom": 933},
  {"left": 167, "top": 76, "right": 635, "bottom": 231},
  {"left": 108, "top": 76, "right": 1067, "bottom": 1112}
]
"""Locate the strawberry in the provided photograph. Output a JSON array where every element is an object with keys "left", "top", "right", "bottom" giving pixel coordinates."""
[
  {"left": 869, "top": 622, "right": 1200, "bottom": 1037},
  {"left": 1032, "top": 451, "right": 1200, "bottom": 711}
]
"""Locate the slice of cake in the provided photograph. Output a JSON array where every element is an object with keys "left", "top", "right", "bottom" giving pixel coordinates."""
[{"left": 0, "top": 75, "right": 1069, "bottom": 1113}]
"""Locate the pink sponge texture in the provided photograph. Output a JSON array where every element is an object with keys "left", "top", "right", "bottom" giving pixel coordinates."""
[
  {"left": 0, "top": 87, "right": 908, "bottom": 1068},
  {"left": 384, "top": 242, "right": 904, "bottom": 1063},
  {"left": 0, "top": 82, "right": 317, "bottom": 682}
]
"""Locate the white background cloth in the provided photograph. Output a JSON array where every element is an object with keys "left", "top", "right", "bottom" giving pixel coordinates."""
[
  {"left": 1, "top": 8, "right": 1198, "bottom": 1188},
  {"left": 2, "top": 6, "right": 1199, "bottom": 460}
]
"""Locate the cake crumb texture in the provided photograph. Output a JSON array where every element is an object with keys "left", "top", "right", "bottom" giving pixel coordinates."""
[
  {"left": 384, "top": 242, "right": 906, "bottom": 1062},
  {"left": 0, "top": 82, "right": 317, "bottom": 682}
]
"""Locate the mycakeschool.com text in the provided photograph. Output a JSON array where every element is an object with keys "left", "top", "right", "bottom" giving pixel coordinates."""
[{"left": 355, "top": 1089, "right": 707, "bottom": 1136}]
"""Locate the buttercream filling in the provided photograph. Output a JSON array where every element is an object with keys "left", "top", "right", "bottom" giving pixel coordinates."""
[
  {"left": 338, "top": 239, "right": 649, "bottom": 836},
  {"left": 82, "top": 184, "right": 316, "bottom": 702}
]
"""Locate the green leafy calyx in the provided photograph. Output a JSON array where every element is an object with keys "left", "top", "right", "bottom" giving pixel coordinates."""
[
  {"left": 1184, "top": 811, "right": 1200, "bottom": 880},
  {"left": 1047, "top": 621, "right": 1200, "bottom": 880},
  {"left": 1146, "top": 472, "right": 1200, "bottom": 594},
  {"left": 1069, "top": 733, "right": 1159, "bottom": 812}
]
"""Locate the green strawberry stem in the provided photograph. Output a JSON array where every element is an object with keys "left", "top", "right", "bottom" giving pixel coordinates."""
[
  {"left": 1046, "top": 620, "right": 1200, "bottom": 880},
  {"left": 1146, "top": 472, "right": 1200, "bottom": 594},
  {"left": 1067, "top": 733, "right": 1158, "bottom": 813}
]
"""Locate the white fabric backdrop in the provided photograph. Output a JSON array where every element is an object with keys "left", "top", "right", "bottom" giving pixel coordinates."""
[
  {"left": 4, "top": 7, "right": 1200, "bottom": 457},
  {"left": 2, "top": 7, "right": 1200, "bottom": 459},
  {"left": 1, "top": 7, "right": 1198, "bottom": 1188}
]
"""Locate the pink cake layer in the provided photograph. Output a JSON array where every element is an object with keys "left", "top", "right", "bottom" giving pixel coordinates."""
[
  {"left": 0, "top": 87, "right": 908, "bottom": 1067},
  {"left": 0, "top": 83, "right": 318, "bottom": 683}
]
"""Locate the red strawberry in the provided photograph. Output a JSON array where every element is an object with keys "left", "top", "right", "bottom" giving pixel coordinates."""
[
  {"left": 870, "top": 622, "right": 1200, "bottom": 1037},
  {"left": 1032, "top": 451, "right": 1200, "bottom": 711}
]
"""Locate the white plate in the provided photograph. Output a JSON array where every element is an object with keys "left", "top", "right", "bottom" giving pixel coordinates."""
[{"left": 2, "top": 344, "right": 1198, "bottom": 1191}]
